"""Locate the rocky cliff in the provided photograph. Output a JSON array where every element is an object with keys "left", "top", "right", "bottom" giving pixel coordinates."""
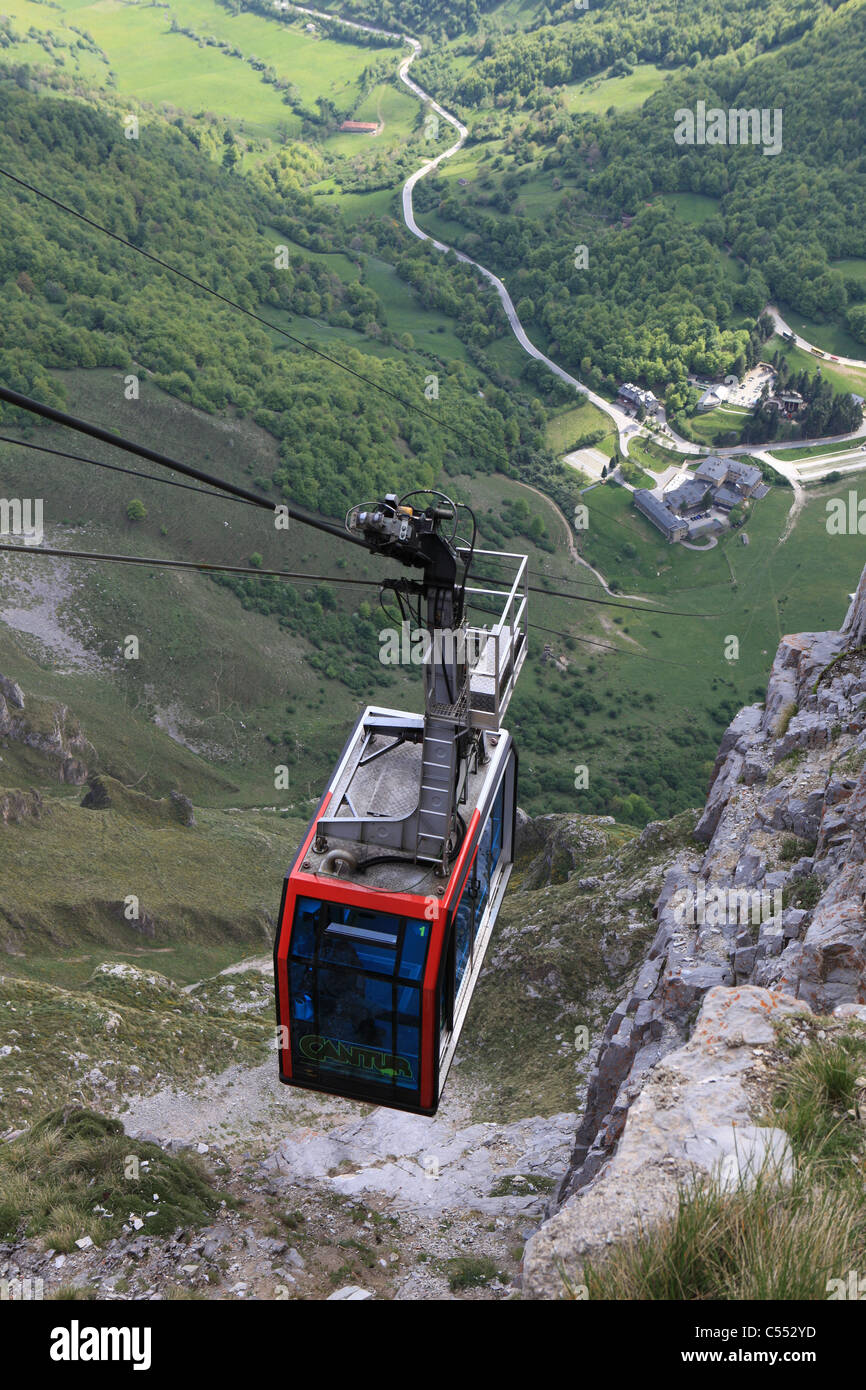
[
  {"left": 524, "top": 563, "right": 866, "bottom": 1297},
  {"left": 0, "top": 674, "right": 94, "bottom": 785}
]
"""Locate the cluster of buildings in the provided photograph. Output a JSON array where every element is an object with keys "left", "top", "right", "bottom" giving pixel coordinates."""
[{"left": 633, "top": 455, "right": 769, "bottom": 544}]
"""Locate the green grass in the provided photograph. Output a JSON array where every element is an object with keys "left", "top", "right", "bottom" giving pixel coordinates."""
[
  {"left": 687, "top": 406, "right": 749, "bottom": 446},
  {"left": 581, "top": 1166, "right": 866, "bottom": 1300},
  {"left": 0, "top": 786, "right": 305, "bottom": 956},
  {"left": 833, "top": 257, "right": 866, "bottom": 285},
  {"left": 362, "top": 256, "right": 471, "bottom": 361},
  {"left": 616, "top": 463, "right": 656, "bottom": 488},
  {"left": 659, "top": 192, "right": 721, "bottom": 225},
  {"left": 579, "top": 1027, "right": 866, "bottom": 1300},
  {"left": 771, "top": 336, "right": 866, "bottom": 396},
  {"left": 626, "top": 433, "right": 687, "bottom": 471},
  {"left": 768, "top": 437, "right": 866, "bottom": 461},
  {"left": 443, "top": 1255, "right": 501, "bottom": 1291},
  {"left": 545, "top": 402, "right": 617, "bottom": 456},
  {"left": 562, "top": 63, "right": 667, "bottom": 116},
  {"left": 774, "top": 1032, "right": 866, "bottom": 1175},
  {"left": 0, "top": 1108, "right": 227, "bottom": 1250},
  {"left": 775, "top": 300, "right": 866, "bottom": 362},
  {"left": 0, "top": 0, "right": 401, "bottom": 141}
]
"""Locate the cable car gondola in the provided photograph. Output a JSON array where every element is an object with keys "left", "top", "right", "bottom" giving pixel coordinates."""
[{"left": 274, "top": 492, "right": 528, "bottom": 1114}]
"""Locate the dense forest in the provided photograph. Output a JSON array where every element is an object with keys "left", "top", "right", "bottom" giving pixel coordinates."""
[
  {"left": 413, "top": 0, "right": 834, "bottom": 102},
  {"left": 410, "top": 0, "right": 866, "bottom": 419},
  {"left": 273, "top": 0, "right": 512, "bottom": 42},
  {"left": 0, "top": 76, "right": 549, "bottom": 518}
]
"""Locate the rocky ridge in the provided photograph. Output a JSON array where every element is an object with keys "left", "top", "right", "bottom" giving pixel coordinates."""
[
  {"left": 523, "top": 565, "right": 866, "bottom": 1296},
  {"left": 0, "top": 675, "right": 94, "bottom": 784}
]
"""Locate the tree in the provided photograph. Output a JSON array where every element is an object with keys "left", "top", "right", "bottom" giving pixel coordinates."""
[{"left": 126, "top": 499, "right": 147, "bottom": 523}]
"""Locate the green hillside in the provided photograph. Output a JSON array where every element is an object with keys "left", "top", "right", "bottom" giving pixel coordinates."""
[{"left": 1, "top": 0, "right": 865, "bottom": 839}]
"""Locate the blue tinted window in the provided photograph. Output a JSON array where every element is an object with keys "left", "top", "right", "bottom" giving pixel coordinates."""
[
  {"left": 455, "top": 894, "right": 473, "bottom": 992},
  {"left": 288, "top": 900, "right": 428, "bottom": 1094},
  {"left": 475, "top": 820, "right": 492, "bottom": 928},
  {"left": 400, "top": 919, "right": 431, "bottom": 980},
  {"left": 291, "top": 897, "right": 320, "bottom": 961},
  {"left": 490, "top": 784, "right": 504, "bottom": 867},
  {"left": 318, "top": 905, "right": 400, "bottom": 976},
  {"left": 289, "top": 961, "right": 315, "bottom": 1022},
  {"left": 451, "top": 781, "right": 508, "bottom": 987}
]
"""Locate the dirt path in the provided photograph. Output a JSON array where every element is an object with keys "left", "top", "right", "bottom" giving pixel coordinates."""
[
  {"left": 516, "top": 480, "right": 655, "bottom": 604},
  {"left": 752, "top": 450, "right": 805, "bottom": 545}
]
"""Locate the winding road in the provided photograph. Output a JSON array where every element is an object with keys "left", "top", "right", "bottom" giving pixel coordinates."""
[
  {"left": 287, "top": 3, "right": 866, "bottom": 508},
  {"left": 765, "top": 305, "right": 866, "bottom": 375}
]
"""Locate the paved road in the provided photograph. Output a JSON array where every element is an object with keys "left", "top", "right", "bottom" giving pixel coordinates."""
[
  {"left": 285, "top": 5, "right": 866, "bottom": 487},
  {"left": 288, "top": 6, "right": 683, "bottom": 455},
  {"left": 766, "top": 305, "right": 866, "bottom": 374}
]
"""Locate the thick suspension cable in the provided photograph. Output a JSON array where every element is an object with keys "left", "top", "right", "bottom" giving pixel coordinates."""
[
  {"left": 0, "top": 385, "right": 367, "bottom": 550},
  {"left": 0, "top": 433, "right": 249, "bottom": 505}
]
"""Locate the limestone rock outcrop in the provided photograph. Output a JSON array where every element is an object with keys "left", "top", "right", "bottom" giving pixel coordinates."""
[
  {"left": 523, "top": 986, "right": 807, "bottom": 1298},
  {"left": 0, "top": 672, "right": 95, "bottom": 784},
  {"left": 525, "top": 562, "right": 866, "bottom": 1293}
]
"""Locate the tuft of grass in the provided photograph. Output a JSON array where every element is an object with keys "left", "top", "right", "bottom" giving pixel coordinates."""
[
  {"left": 337, "top": 1238, "right": 377, "bottom": 1269},
  {"left": 583, "top": 1171, "right": 866, "bottom": 1301},
  {"left": 488, "top": 1174, "right": 557, "bottom": 1198},
  {"left": 0, "top": 1107, "right": 229, "bottom": 1251},
  {"left": 773, "top": 1035, "right": 866, "bottom": 1177},
  {"left": 783, "top": 875, "right": 824, "bottom": 911},
  {"left": 443, "top": 1256, "right": 501, "bottom": 1291},
  {"left": 579, "top": 1032, "right": 866, "bottom": 1300},
  {"left": 776, "top": 701, "right": 798, "bottom": 737},
  {"left": 779, "top": 835, "right": 817, "bottom": 862}
]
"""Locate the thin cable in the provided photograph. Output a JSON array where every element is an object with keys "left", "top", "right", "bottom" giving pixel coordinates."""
[
  {"left": 529, "top": 581, "right": 712, "bottom": 618},
  {"left": 0, "top": 396, "right": 715, "bottom": 619},
  {"left": 0, "top": 433, "right": 249, "bottom": 505},
  {"left": 0, "top": 543, "right": 696, "bottom": 667},
  {"left": 0, "top": 165, "right": 496, "bottom": 466},
  {"left": 0, "top": 172, "right": 738, "bottom": 600},
  {"left": 470, "top": 566, "right": 716, "bottom": 618},
  {"left": 0, "top": 541, "right": 381, "bottom": 585},
  {"left": 465, "top": 599, "right": 692, "bottom": 669},
  {"left": 0, "top": 385, "right": 367, "bottom": 549},
  {"left": 532, "top": 583, "right": 713, "bottom": 618}
]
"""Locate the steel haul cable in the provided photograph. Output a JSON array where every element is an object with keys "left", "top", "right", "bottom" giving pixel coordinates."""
[
  {"left": 0, "top": 543, "right": 686, "bottom": 666},
  {"left": 0, "top": 384, "right": 367, "bottom": 550},
  {"left": 0, "top": 541, "right": 380, "bottom": 584},
  {"left": 0, "top": 387, "right": 717, "bottom": 620}
]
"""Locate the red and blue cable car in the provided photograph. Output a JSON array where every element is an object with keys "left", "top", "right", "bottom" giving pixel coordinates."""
[
  {"left": 275, "top": 709, "right": 517, "bottom": 1113},
  {"left": 274, "top": 494, "right": 527, "bottom": 1114}
]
